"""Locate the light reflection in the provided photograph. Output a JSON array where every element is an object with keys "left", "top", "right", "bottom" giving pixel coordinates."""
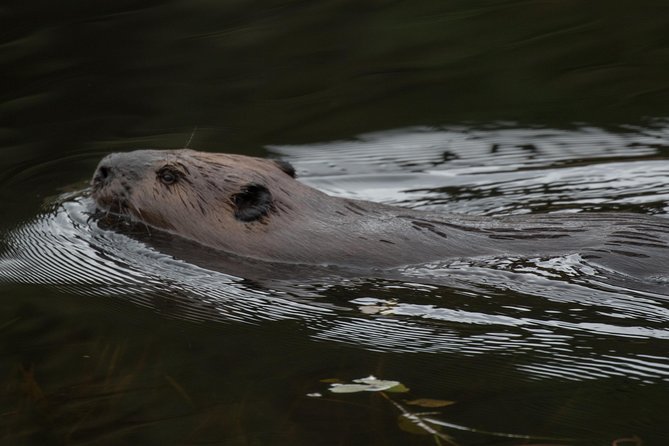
[{"left": 1, "top": 123, "right": 669, "bottom": 384}]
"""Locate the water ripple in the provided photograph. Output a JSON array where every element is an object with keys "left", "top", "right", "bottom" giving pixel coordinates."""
[
  {"left": 270, "top": 125, "right": 669, "bottom": 215},
  {"left": 2, "top": 124, "right": 669, "bottom": 385}
]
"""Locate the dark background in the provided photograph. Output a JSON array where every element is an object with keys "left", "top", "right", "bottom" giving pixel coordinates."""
[
  {"left": 4, "top": 0, "right": 669, "bottom": 158},
  {"left": 2, "top": 1, "right": 669, "bottom": 445}
]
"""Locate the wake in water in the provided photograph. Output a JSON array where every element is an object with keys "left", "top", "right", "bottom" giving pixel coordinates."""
[{"left": 1, "top": 124, "right": 669, "bottom": 384}]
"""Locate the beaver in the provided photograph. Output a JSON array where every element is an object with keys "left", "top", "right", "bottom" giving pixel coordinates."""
[{"left": 91, "top": 149, "right": 669, "bottom": 279}]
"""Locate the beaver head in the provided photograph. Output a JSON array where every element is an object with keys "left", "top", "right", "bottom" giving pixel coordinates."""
[
  {"left": 90, "top": 149, "right": 509, "bottom": 266},
  {"left": 90, "top": 149, "right": 323, "bottom": 256}
]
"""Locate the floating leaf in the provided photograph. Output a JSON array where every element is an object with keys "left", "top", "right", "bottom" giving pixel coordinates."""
[
  {"left": 330, "top": 384, "right": 378, "bottom": 394},
  {"left": 405, "top": 398, "right": 455, "bottom": 408},
  {"left": 353, "top": 298, "right": 399, "bottom": 315},
  {"left": 355, "top": 375, "right": 397, "bottom": 385},
  {"left": 329, "top": 375, "right": 405, "bottom": 393},
  {"left": 397, "top": 414, "right": 431, "bottom": 436},
  {"left": 359, "top": 305, "right": 384, "bottom": 315},
  {"left": 385, "top": 383, "right": 410, "bottom": 393},
  {"left": 397, "top": 413, "right": 457, "bottom": 444},
  {"left": 319, "top": 378, "right": 341, "bottom": 383}
]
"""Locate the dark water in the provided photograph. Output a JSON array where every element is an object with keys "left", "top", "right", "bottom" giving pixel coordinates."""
[{"left": 2, "top": 2, "right": 669, "bottom": 445}]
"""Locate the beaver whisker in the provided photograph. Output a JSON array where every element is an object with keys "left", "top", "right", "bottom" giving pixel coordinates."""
[
  {"left": 87, "top": 208, "right": 110, "bottom": 223},
  {"left": 184, "top": 125, "right": 198, "bottom": 149},
  {"left": 129, "top": 203, "right": 152, "bottom": 236},
  {"left": 87, "top": 202, "right": 133, "bottom": 228},
  {"left": 115, "top": 196, "right": 124, "bottom": 215}
]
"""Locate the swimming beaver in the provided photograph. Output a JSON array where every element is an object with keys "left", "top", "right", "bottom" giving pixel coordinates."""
[{"left": 91, "top": 149, "right": 669, "bottom": 279}]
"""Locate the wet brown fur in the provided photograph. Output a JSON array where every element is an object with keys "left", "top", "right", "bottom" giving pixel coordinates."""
[{"left": 91, "top": 149, "right": 669, "bottom": 278}]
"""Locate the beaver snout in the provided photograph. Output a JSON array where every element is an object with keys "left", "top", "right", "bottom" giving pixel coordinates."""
[
  {"left": 91, "top": 152, "right": 119, "bottom": 189},
  {"left": 92, "top": 164, "right": 112, "bottom": 190},
  {"left": 91, "top": 152, "right": 133, "bottom": 190},
  {"left": 90, "top": 154, "right": 135, "bottom": 214}
]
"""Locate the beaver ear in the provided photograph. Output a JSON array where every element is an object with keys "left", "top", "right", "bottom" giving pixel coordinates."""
[
  {"left": 274, "top": 160, "right": 296, "bottom": 178},
  {"left": 232, "top": 184, "right": 273, "bottom": 222}
]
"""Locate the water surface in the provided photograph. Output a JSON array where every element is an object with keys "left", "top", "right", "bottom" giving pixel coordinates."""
[
  {"left": 2, "top": 1, "right": 669, "bottom": 445},
  {"left": 3, "top": 125, "right": 669, "bottom": 445}
]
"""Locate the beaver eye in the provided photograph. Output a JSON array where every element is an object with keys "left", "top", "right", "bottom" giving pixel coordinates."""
[{"left": 157, "top": 167, "right": 179, "bottom": 185}]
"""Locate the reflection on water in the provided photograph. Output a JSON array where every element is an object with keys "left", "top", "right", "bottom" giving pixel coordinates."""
[
  {"left": 5, "top": 0, "right": 669, "bottom": 442},
  {"left": 2, "top": 124, "right": 669, "bottom": 444},
  {"left": 271, "top": 124, "right": 669, "bottom": 214},
  {"left": 5, "top": 0, "right": 669, "bottom": 154}
]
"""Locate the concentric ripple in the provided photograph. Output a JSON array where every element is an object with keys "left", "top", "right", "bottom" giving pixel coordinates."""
[
  {"left": 270, "top": 124, "right": 669, "bottom": 215},
  {"left": 0, "top": 197, "right": 335, "bottom": 324},
  {"left": 2, "top": 123, "right": 669, "bottom": 385}
]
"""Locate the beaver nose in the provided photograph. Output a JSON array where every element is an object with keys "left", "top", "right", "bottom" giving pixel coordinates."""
[{"left": 92, "top": 164, "right": 113, "bottom": 189}]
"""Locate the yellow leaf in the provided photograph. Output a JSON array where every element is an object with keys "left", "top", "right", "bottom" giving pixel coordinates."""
[
  {"left": 385, "top": 383, "right": 410, "bottom": 393},
  {"left": 405, "top": 398, "right": 456, "bottom": 408}
]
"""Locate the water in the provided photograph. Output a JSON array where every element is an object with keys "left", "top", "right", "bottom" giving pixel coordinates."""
[{"left": 3, "top": 2, "right": 669, "bottom": 445}]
